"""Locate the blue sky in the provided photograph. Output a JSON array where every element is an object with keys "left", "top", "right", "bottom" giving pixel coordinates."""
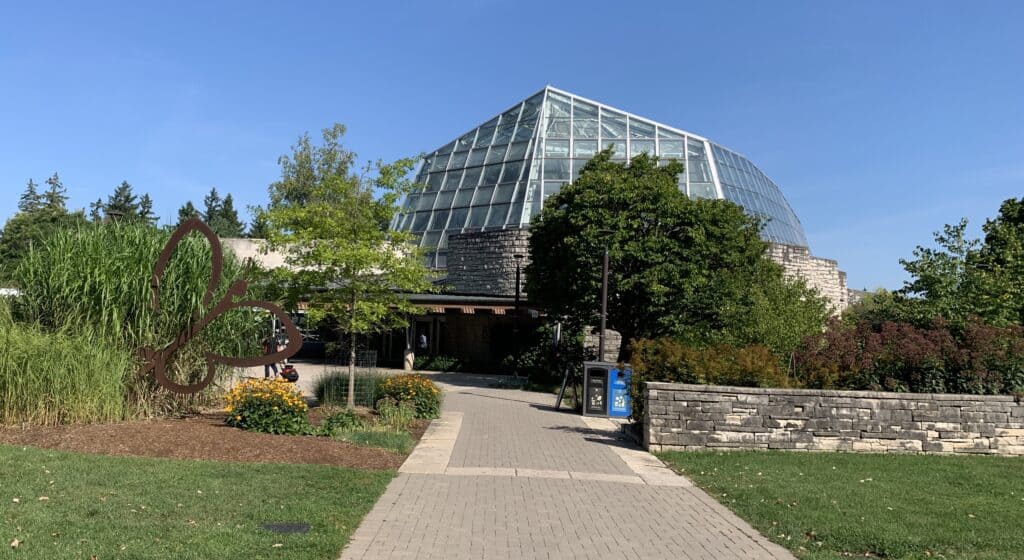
[{"left": 1, "top": 1, "right": 1021, "bottom": 289}]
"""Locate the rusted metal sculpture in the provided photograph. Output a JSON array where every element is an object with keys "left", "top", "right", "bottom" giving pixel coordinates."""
[{"left": 138, "top": 218, "right": 301, "bottom": 394}]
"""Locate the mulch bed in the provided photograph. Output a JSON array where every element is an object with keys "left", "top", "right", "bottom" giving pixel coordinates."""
[{"left": 0, "top": 410, "right": 428, "bottom": 470}]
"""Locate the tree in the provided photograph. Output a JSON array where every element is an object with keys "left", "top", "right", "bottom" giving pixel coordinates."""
[
  {"left": 247, "top": 211, "right": 271, "bottom": 239},
  {"left": 215, "top": 194, "right": 245, "bottom": 237},
  {"left": 139, "top": 193, "right": 157, "bottom": 225},
  {"left": 973, "top": 197, "right": 1024, "bottom": 325},
  {"left": 104, "top": 181, "right": 140, "bottom": 221},
  {"left": 202, "top": 187, "right": 223, "bottom": 224},
  {"left": 897, "top": 219, "right": 979, "bottom": 325},
  {"left": 18, "top": 180, "right": 42, "bottom": 213},
  {"left": 177, "top": 201, "right": 200, "bottom": 225},
  {"left": 89, "top": 198, "right": 104, "bottom": 222},
  {"left": 526, "top": 149, "right": 825, "bottom": 359},
  {"left": 258, "top": 123, "right": 435, "bottom": 407},
  {"left": 42, "top": 173, "right": 68, "bottom": 211}
]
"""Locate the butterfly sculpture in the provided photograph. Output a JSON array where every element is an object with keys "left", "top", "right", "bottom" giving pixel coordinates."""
[{"left": 138, "top": 218, "right": 302, "bottom": 394}]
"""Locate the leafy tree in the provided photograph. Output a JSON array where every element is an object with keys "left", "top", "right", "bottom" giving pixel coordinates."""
[
  {"left": 18, "top": 180, "right": 42, "bottom": 212},
  {"left": 973, "top": 197, "right": 1024, "bottom": 325},
  {"left": 526, "top": 149, "right": 825, "bottom": 359},
  {"left": 897, "top": 219, "right": 979, "bottom": 325},
  {"left": 177, "top": 201, "right": 200, "bottom": 225},
  {"left": 257, "top": 123, "right": 435, "bottom": 407}
]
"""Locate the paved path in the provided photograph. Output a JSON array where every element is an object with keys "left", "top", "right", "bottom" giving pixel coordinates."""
[{"left": 340, "top": 374, "right": 793, "bottom": 560}]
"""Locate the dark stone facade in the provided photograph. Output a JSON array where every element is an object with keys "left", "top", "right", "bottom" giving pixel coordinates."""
[
  {"left": 446, "top": 228, "right": 531, "bottom": 296},
  {"left": 644, "top": 382, "right": 1024, "bottom": 456}
]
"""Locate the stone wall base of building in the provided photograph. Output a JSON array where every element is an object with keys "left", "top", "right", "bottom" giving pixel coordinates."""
[
  {"left": 644, "top": 382, "right": 1024, "bottom": 456},
  {"left": 767, "top": 243, "right": 848, "bottom": 314}
]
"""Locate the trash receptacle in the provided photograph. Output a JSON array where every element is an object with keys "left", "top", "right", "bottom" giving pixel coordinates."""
[
  {"left": 607, "top": 367, "right": 632, "bottom": 418},
  {"left": 582, "top": 363, "right": 609, "bottom": 416}
]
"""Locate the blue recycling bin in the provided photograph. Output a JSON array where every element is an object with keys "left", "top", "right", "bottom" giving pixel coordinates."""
[{"left": 607, "top": 366, "right": 632, "bottom": 418}]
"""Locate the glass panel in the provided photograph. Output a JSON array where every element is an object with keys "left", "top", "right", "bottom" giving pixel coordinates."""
[
  {"left": 472, "top": 186, "right": 495, "bottom": 205},
  {"left": 443, "top": 169, "right": 462, "bottom": 191},
  {"left": 508, "top": 200, "right": 524, "bottom": 227},
  {"left": 411, "top": 211, "right": 430, "bottom": 232},
  {"left": 543, "top": 181, "right": 565, "bottom": 199},
  {"left": 431, "top": 153, "right": 450, "bottom": 171},
  {"left": 546, "top": 118, "right": 570, "bottom": 138},
  {"left": 658, "top": 126, "right": 684, "bottom": 139},
  {"left": 402, "top": 194, "right": 419, "bottom": 210},
  {"left": 629, "top": 119, "right": 656, "bottom": 139},
  {"left": 422, "top": 231, "right": 441, "bottom": 247},
  {"left": 450, "top": 151, "right": 469, "bottom": 169},
  {"left": 507, "top": 141, "right": 529, "bottom": 161},
  {"left": 482, "top": 164, "right": 502, "bottom": 184},
  {"left": 513, "top": 123, "right": 535, "bottom": 142},
  {"left": 545, "top": 139, "right": 570, "bottom": 158},
  {"left": 605, "top": 140, "right": 627, "bottom": 159},
  {"left": 543, "top": 159, "right": 569, "bottom": 180},
  {"left": 486, "top": 144, "right": 508, "bottom": 164},
  {"left": 468, "top": 148, "right": 487, "bottom": 167},
  {"left": 573, "top": 99, "right": 598, "bottom": 119},
  {"left": 435, "top": 252, "right": 448, "bottom": 268},
  {"left": 493, "top": 182, "right": 516, "bottom": 203},
  {"left": 501, "top": 105, "right": 521, "bottom": 125},
  {"left": 417, "top": 192, "right": 437, "bottom": 210},
  {"left": 522, "top": 92, "right": 544, "bottom": 119},
  {"left": 454, "top": 188, "right": 475, "bottom": 206},
  {"left": 631, "top": 139, "right": 655, "bottom": 156},
  {"left": 467, "top": 206, "right": 488, "bottom": 228},
  {"left": 500, "top": 161, "right": 523, "bottom": 182},
  {"left": 571, "top": 159, "right": 590, "bottom": 180},
  {"left": 511, "top": 182, "right": 527, "bottom": 203},
  {"left": 690, "top": 183, "right": 716, "bottom": 199},
  {"left": 462, "top": 166, "right": 482, "bottom": 188},
  {"left": 426, "top": 173, "right": 444, "bottom": 191},
  {"left": 494, "top": 124, "right": 515, "bottom": 145},
  {"left": 456, "top": 132, "right": 475, "bottom": 151},
  {"left": 546, "top": 92, "right": 572, "bottom": 117},
  {"left": 436, "top": 190, "right": 455, "bottom": 208},
  {"left": 659, "top": 139, "right": 684, "bottom": 158},
  {"left": 448, "top": 207, "right": 469, "bottom": 230},
  {"left": 574, "top": 140, "right": 598, "bottom": 157},
  {"left": 572, "top": 101, "right": 599, "bottom": 138},
  {"left": 475, "top": 125, "right": 496, "bottom": 147},
  {"left": 437, "top": 232, "right": 448, "bottom": 250},
  {"left": 600, "top": 109, "right": 626, "bottom": 138},
  {"left": 428, "top": 209, "right": 450, "bottom": 230},
  {"left": 486, "top": 203, "right": 510, "bottom": 227}
]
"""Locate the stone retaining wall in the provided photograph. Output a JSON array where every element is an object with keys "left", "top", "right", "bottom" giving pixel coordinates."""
[{"left": 644, "top": 382, "right": 1024, "bottom": 456}]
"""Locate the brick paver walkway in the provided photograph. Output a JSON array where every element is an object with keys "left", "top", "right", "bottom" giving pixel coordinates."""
[{"left": 340, "top": 374, "right": 793, "bottom": 560}]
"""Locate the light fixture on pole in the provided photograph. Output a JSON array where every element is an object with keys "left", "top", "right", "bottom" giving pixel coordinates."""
[{"left": 513, "top": 253, "right": 525, "bottom": 379}]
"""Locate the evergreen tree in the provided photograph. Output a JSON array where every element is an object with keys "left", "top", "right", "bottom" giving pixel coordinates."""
[
  {"left": 202, "top": 187, "right": 222, "bottom": 222},
  {"left": 18, "top": 179, "right": 42, "bottom": 213},
  {"left": 215, "top": 193, "right": 245, "bottom": 237},
  {"left": 104, "top": 181, "right": 139, "bottom": 221},
  {"left": 139, "top": 193, "right": 157, "bottom": 225},
  {"left": 42, "top": 173, "right": 68, "bottom": 211},
  {"left": 177, "top": 201, "right": 200, "bottom": 225},
  {"left": 89, "top": 198, "right": 104, "bottom": 222},
  {"left": 247, "top": 210, "right": 271, "bottom": 239}
]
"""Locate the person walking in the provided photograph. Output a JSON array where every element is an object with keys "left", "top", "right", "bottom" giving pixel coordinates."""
[{"left": 262, "top": 335, "right": 279, "bottom": 379}]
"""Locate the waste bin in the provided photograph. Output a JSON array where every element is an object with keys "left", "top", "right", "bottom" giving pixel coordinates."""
[
  {"left": 582, "top": 362, "right": 609, "bottom": 416},
  {"left": 607, "top": 367, "right": 632, "bottom": 418}
]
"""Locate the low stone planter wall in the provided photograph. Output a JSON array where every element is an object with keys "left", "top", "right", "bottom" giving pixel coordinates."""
[{"left": 644, "top": 382, "right": 1024, "bottom": 456}]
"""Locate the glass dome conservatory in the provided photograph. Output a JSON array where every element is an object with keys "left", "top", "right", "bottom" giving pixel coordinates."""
[{"left": 392, "top": 86, "right": 809, "bottom": 268}]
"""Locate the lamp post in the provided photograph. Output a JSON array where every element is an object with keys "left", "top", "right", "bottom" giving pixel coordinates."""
[
  {"left": 513, "top": 253, "right": 525, "bottom": 379},
  {"left": 597, "top": 229, "right": 613, "bottom": 362}
]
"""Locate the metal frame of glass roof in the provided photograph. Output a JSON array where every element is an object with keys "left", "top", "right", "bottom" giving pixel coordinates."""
[{"left": 393, "top": 86, "right": 809, "bottom": 268}]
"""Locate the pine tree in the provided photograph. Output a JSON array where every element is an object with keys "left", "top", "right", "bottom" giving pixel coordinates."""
[
  {"left": 202, "top": 187, "right": 222, "bottom": 223},
  {"left": 18, "top": 179, "right": 43, "bottom": 213},
  {"left": 89, "top": 198, "right": 104, "bottom": 222},
  {"left": 139, "top": 193, "right": 157, "bottom": 225},
  {"left": 177, "top": 201, "right": 199, "bottom": 225},
  {"left": 216, "top": 193, "right": 245, "bottom": 237},
  {"left": 104, "top": 181, "right": 139, "bottom": 221},
  {"left": 247, "top": 210, "right": 271, "bottom": 239},
  {"left": 42, "top": 173, "right": 68, "bottom": 211}
]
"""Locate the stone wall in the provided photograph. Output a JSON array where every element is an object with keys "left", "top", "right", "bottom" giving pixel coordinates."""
[
  {"left": 446, "top": 228, "right": 531, "bottom": 296},
  {"left": 644, "top": 382, "right": 1024, "bottom": 456},
  {"left": 767, "top": 243, "right": 848, "bottom": 314}
]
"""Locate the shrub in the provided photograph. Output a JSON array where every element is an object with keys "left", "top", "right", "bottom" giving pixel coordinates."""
[
  {"left": 375, "top": 397, "right": 417, "bottom": 432},
  {"left": 318, "top": 409, "right": 365, "bottom": 436},
  {"left": 0, "top": 317, "right": 132, "bottom": 425},
  {"left": 414, "top": 354, "right": 463, "bottom": 372},
  {"left": 630, "top": 338, "right": 788, "bottom": 422},
  {"left": 224, "top": 378, "right": 310, "bottom": 435},
  {"left": 377, "top": 374, "right": 441, "bottom": 419},
  {"left": 314, "top": 370, "right": 385, "bottom": 408}
]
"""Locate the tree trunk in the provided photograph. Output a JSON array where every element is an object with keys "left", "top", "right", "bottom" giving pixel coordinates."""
[{"left": 347, "top": 292, "right": 357, "bottom": 409}]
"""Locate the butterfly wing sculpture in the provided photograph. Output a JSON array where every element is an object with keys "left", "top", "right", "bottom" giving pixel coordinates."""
[{"left": 138, "top": 218, "right": 302, "bottom": 394}]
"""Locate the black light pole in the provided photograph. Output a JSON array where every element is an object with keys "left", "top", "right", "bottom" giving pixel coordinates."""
[
  {"left": 513, "top": 253, "right": 525, "bottom": 379},
  {"left": 597, "top": 229, "right": 613, "bottom": 362}
]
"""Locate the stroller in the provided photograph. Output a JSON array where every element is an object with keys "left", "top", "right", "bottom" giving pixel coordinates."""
[{"left": 279, "top": 364, "right": 299, "bottom": 383}]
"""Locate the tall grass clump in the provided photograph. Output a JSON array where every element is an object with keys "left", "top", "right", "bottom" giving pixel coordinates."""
[
  {"left": 0, "top": 300, "right": 131, "bottom": 424},
  {"left": 9, "top": 222, "right": 264, "bottom": 417}
]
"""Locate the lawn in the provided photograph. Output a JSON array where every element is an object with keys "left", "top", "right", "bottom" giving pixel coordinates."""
[
  {"left": 0, "top": 444, "right": 392, "bottom": 559},
  {"left": 658, "top": 450, "right": 1024, "bottom": 559}
]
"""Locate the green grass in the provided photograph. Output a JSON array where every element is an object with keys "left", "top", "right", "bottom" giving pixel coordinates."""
[
  {"left": 658, "top": 450, "right": 1024, "bottom": 559},
  {"left": 313, "top": 371, "right": 386, "bottom": 408},
  {"left": 0, "top": 444, "right": 392, "bottom": 559},
  {"left": 332, "top": 428, "right": 415, "bottom": 454}
]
